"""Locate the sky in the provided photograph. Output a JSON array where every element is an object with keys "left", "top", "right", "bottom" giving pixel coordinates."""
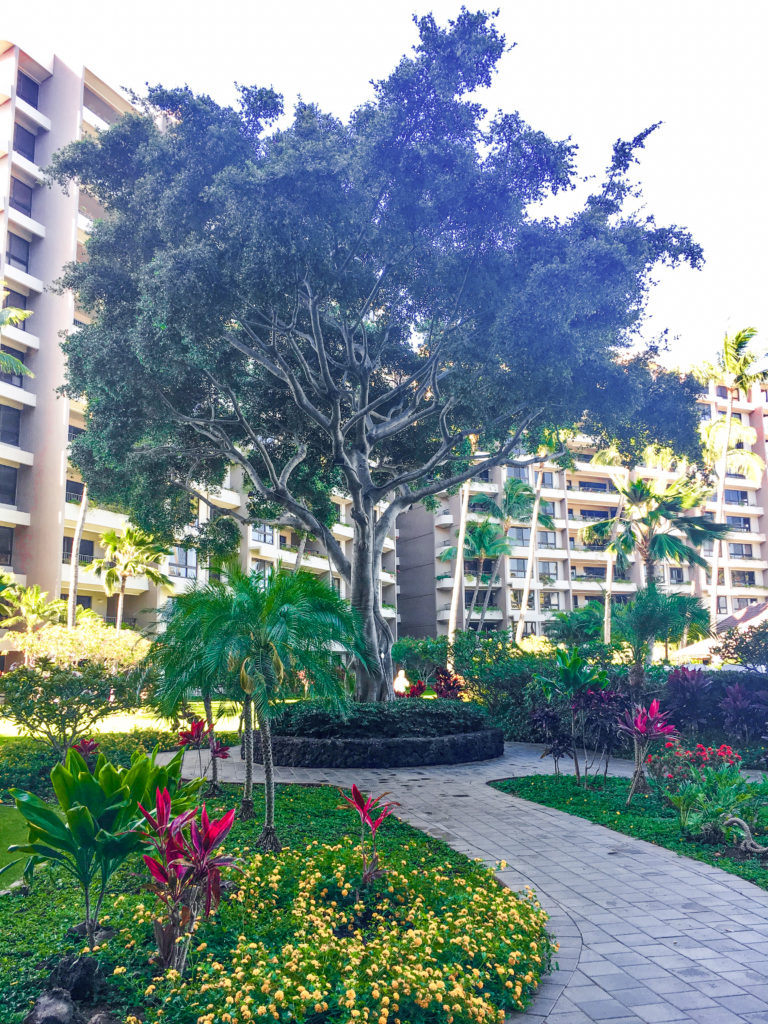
[{"left": 5, "top": 0, "right": 767, "bottom": 369}]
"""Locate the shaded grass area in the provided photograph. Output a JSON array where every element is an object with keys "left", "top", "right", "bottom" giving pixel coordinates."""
[
  {"left": 492, "top": 774, "right": 768, "bottom": 892},
  {"left": 0, "top": 805, "right": 27, "bottom": 884},
  {"left": 0, "top": 782, "right": 530, "bottom": 1023}
]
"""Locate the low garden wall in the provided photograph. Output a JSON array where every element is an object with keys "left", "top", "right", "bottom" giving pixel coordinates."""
[{"left": 251, "top": 727, "right": 504, "bottom": 768}]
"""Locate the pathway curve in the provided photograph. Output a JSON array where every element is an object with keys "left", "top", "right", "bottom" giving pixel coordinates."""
[{"left": 174, "top": 743, "right": 768, "bottom": 1024}]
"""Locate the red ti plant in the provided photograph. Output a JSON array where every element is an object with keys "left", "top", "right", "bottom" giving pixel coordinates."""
[
  {"left": 178, "top": 718, "right": 228, "bottom": 783},
  {"left": 138, "top": 787, "right": 236, "bottom": 973},
  {"left": 618, "top": 699, "right": 676, "bottom": 805},
  {"left": 401, "top": 678, "right": 426, "bottom": 699},
  {"left": 433, "top": 667, "right": 463, "bottom": 700},
  {"left": 338, "top": 784, "right": 399, "bottom": 885},
  {"left": 71, "top": 738, "right": 100, "bottom": 760}
]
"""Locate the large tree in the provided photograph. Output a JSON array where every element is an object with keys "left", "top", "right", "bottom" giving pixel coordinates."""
[{"left": 52, "top": 11, "right": 704, "bottom": 699}]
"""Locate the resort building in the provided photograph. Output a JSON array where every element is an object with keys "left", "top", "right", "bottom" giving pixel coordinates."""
[
  {"left": 0, "top": 41, "right": 399, "bottom": 633},
  {"left": 397, "top": 382, "right": 768, "bottom": 638}
]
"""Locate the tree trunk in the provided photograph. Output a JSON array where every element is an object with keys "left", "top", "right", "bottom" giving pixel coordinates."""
[
  {"left": 115, "top": 576, "right": 127, "bottom": 632},
  {"left": 447, "top": 482, "right": 471, "bottom": 668},
  {"left": 515, "top": 469, "right": 543, "bottom": 644},
  {"left": 239, "top": 695, "right": 255, "bottom": 820},
  {"left": 293, "top": 532, "right": 307, "bottom": 574},
  {"left": 67, "top": 485, "right": 88, "bottom": 628},
  {"left": 603, "top": 493, "right": 624, "bottom": 644},
  {"left": 478, "top": 555, "right": 501, "bottom": 630},
  {"left": 710, "top": 390, "right": 733, "bottom": 624},
  {"left": 254, "top": 705, "right": 281, "bottom": 852},
  {"left": 351, "top": 507, "right": 393, "bottom": 701},
  {"left": 466, "top": 559, "right": 483, "bottom": 627},
  {"left": 202, "top": 693, "right": 220, "bottom": 796}
]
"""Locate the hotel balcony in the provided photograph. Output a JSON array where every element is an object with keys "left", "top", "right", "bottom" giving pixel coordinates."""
[
  {"left": 63, "top": 496, "right": 127, "bottom": 532},
  {"left": 61, "top": 561, "right": 149, "bottom": 595},
  {"left": 0, "top": 505, "right": 30, "bottom": 528}
]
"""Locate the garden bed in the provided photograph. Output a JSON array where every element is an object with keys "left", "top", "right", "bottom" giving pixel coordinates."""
[
  {"left": 492, "top": 775, "right": 768, "bottom": 891},
  {"left": 253, "top": 726, "right": 504, "bottom": 767}
]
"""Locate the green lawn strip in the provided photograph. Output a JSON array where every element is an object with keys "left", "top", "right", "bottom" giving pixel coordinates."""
[
  {"left": 0, "top": 805, "right": 27, "bottom": 884},
  {"left": 0, "top": 782, "right": 531, "bottom": 1023},
  {"left": 491, "top": 775, "right": 768, "bottom": 892}
]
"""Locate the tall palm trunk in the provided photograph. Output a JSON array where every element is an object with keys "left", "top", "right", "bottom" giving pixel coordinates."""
[
  {"left": 67, "top": 485, "right": 88, "bottom": 628},
  {"left": 239, "top": 695, "right": 255, "bottom": 820},
  {"left": 115, "top": 576, "right": 127, "bottom": 631},
  {"left": 515, "top": 470, "right": 543, "bottom": 644},
  {"left": 478, "top": 554, "right": 501, "bottom": 630},
  {"left": 466, "top": 554, "right": 485, "bottom": 626},
  {"left": 447, "top": 482, "right": 470, "bottom": 669},
  {"left": 603, "top": 493, "right": 624, "bottom": 644},
  {"left": 710, "top": 389, "right": 733, "bottom": 624},
  {"left": 202, "top": 693, "right": 220, "bottom": 796},
  {"left": 254, "top": 705, "right": 281, "bottom": 852}
]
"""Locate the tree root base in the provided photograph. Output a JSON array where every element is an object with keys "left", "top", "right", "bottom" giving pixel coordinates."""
[
  {"left": 255, "top": 826, "right": 282, "bottom": 852},
  {"left": 204, "top": 783, "right": 223, "bottom": 798},
  {"left": 237, "top": 799, "right": 256, "bottom": 821}
]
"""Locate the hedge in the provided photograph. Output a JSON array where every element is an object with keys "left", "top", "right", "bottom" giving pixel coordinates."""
[{"left": 269, "top": 698, "right": 489, "bottom": 739}]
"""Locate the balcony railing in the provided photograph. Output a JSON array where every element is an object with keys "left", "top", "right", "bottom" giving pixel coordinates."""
[
  {"left": 62, "top": 552, "right": 94, "bottom": 566},
  {"left": 65, "top": 489, "right": 85, "bottom": 504}
]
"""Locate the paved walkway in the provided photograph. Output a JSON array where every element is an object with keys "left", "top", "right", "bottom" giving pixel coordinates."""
[{"left": 172, "top": 743, "right": 768, "bottom": 1023}]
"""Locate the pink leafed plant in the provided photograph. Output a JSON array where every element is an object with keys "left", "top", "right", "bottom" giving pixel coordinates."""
[
  {"left": 138, "top": 787, "right": 236, "bottom": 973},
  {"left": 617, "top": 699, "right": 676, "bottom": 805},
  {"left": 338, "top": 784, "right": 399, "bottom": 885},
  {"left": 178, "top": 719, "right": 228, "bottom": 781},
  {"left": 71, "top": 738, "right": 100, "bottom": 758},
  {"left": 178, "top": 718, "right": 208, "bottom": 748}
]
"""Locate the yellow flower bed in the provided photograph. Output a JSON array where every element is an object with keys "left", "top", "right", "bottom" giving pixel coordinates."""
[{"left": 146, "top": 839, "right": 555, "bottom": 1024}]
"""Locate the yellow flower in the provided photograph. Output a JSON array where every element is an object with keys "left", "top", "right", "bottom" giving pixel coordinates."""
[{"left": 113, "top": 966, "right": 127, "bottom": 976}]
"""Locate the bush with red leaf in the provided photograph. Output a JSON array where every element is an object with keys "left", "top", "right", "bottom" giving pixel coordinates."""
[
  {"left": 138, "top": 787, "right": 236, "bottom": 973},
  {"left": 433, "top": 666, "right": 463, "bottom": 700},
  {"left": 396, "top": 677, "right": 426, "bottom": 698},
  {"left": 338, "top": 783, "right": 399, "bottom": 885}
]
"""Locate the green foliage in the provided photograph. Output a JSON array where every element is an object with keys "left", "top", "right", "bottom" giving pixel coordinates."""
[
  {"left": 10, "top": 745, "right": 200, "bottom": 947},
  {"left": 391, "top": 634, "right": 449, "bottom": 684},
  {"left": 715, "top": 623, "right": 768, "bottom": 671},
  {"left": 544, "top": 602, "right": 605, "bottom": 646},
  {"left": 0, "top": 660, "right": 140, "bottom": 759},
  {"left": 269, "top": 698, "right": 488, "bottom": 739}
]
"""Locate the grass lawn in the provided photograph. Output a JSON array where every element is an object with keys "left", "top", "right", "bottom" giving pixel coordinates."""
[
  {"left": 492, "top": 775, "right": 768, "bottom": 891},
  {"left": 0, "top": 805, "right": 27, "bottom": 885},
  {"left": 0, "top": 701, "right": 243, "bottom": 738},
  {"left": 0, "top": 782, "right": 554, "bottom": 1024}
]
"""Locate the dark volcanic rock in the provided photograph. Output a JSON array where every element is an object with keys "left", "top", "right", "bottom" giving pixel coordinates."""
[
  {"left": 48, "top": 955, "right": 101, "bottom": 1001},
  {"left": 23, "top": 988, "right": 74, "bottom": 1024}
]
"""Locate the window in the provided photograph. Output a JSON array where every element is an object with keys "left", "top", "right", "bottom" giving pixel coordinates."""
[
  {"left": 16, "top": 71, "right": 40, "bottom": 108},
  {"left": 62, "top": 537, "right": 94, "bottom": 565},
  {"left": 573, "top": 566, "right": 606, "bottom": 580},
  {"left": 251, "top": 522, "right": 274, "bottom": 544},
  {"left": 725, "top": 489, "right": 749, "bottom": 506},
  {"left": 9, "top": 178, "right": 33, "bottom": 218},
  {"left": 169, "top": 546, "right": 197, "bottom": 579},
  {"left": 522, "top": 622, "right": 537, "bottom": 636},
  {"left": 734, "top": 597, "right": 757, "bottom": 610},
  {"left": 331, "top": 576, "right": 341, "bottom": 596},
  {"left": 729, "top": 543, "right": 753, "bottom": 559},
  {"left": 540, "top": 500, "right": 556, "bottom": 516},
  {"left": 580, "top": 508, "right": 609, "bottom": 521},
  {"left": 0, "top": 527, "right": 13, "bottom": 566},
  {"left": 732, "top": 570, "right": 756, "bottom": 587},
  {"left": 541, "top": 471, "right": 555, "bottom": 488},
  {"left": 511, "top": 590, "right": 535, "bottom": 610},
  {"left": 669, "top": 567, "right": 684, "bottom": 584},
  {"left": 699, "top": 406, "right": 711, "bottom": 421},
  {"left": 716, "top": 385, "right": 728, "bottom": 398},
  {"left": 65, "top": 479, "right": 84, "bottom": 503},
  {"left": 540, "top": 592, "right": 560, "bottom": 610},
  {"left": 0, "top": 406, "right": 21, "bottom": 446},
  {"left": 538, "top": 530, "right": 557, "bottom": 548},
  {"left": 579, "top": 480, "right": 609, "bottom": 492},
  {"left": 726, "top": 515, "right": 751, "bottom": 532},
  {"left": 0, "top": 346, "right": 25, "bottom": 389},
  {"left": 0, "top": 466, "right": 18, "bottom": 506},
  {"left": 508, "top": 465, "right": 528, "bottom": 482},
  {"left": 474, "top": 467, "right": 491, "bottom": 482},
  {"left": 68, "top": 425, "right": 85, "bottom": 443},
  {"left": 76, "top": 595, "right": 92, "bottom": 610},
  {"left": 509, "top": 558, "right": 527, "bottom": 578},
  {"left": 508, "top": 526, "right": 530, "bottom": 545},
  {"left": 13, "top": 123, "right": 36, "bottom": 162},
  {"left": 2, "top": 289, "right": 27, "bottom": 332},
  {"left": 538, "top": 560, "right": 558, "bottom": 579},
  {"left": 6, "top": 233, "right": 30, "bottom": 273},
  {"left": 717, "top": 596, "right": 729, "bottom": 614},
  {"left": 702, "top": 540, "right": 714, "bottom": 556}
]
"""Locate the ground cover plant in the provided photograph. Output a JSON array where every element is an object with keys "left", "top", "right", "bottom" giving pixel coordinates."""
[
  {"left": 492, "top": 774, "right": 768, "bottom": 891},
  {"left": 0, "top": 783, "right": 554, "bottom": 1024}
]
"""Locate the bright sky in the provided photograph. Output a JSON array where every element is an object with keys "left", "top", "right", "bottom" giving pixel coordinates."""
[{"left": 6, "top": 0, "right": 767, "bottom": 369}]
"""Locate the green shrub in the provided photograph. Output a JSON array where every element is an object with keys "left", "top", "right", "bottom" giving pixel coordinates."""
[{"left": 270, "top": 698, "right": 489, "bottom": 738}]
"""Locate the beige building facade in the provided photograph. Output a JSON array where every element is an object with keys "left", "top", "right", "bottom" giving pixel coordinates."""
[{"left": 397, "top": 382, "right": 768, "bottom": 638}]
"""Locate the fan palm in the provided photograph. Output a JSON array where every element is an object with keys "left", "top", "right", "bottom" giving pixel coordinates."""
[
  {"left": 149, "top": 563, "right": 369, "bottom": 850},
  {"left": 439, "top": 519, "right": 510, "bottom": 628},
  {"left": 700, "top": 328, "right": 767, "bottom": 620},
  {"left": 590, "top": 445, "right": 628, "bottom": 643},
  {"left": 91, "top": 526, "right": 171, "bottom": 631},
  {"left": 471, "top": 477, "right": 554, "bottom": 630},
  {"left": 0, "top": 585, "right": 65, "bottom": 663}
]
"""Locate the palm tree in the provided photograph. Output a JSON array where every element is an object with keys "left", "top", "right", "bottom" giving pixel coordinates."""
[
  {"left": 91, "top": 526, "right": 171, "bottom": 631},
  {"left": 150, "top": 563, "right": 368, "bottom": 850},
  {"left": 590, "top": 445, "right": 628, "bottom": 643},
  {"left": 661, "top": 592, "right": 711, "bottom": 660},
  {"left": 583, "top": 477, "right": 728, "bottom": 588},
  {"left": 0, "top": 585, "right": 65, "bottom": 662},
  {"left": 439, "top": 519, "right": 509, "bottom": 628},
  {"left": 700, "top": 413, "right": 765, "bottom": 619},
  {"left": 544, "top": 602, "right": 604, "bottom": 646},
  {"left": 514, "top": 468, "right": 556, "bottom": 644},
  {"left": 471, "top": 477, "right": 553, "bottom": 630},
  {"left": 446, "top": 481, "right": 471, "bottom": 663},
  {"left": 0, "top": 288, "right": 34, "bottom": 380},
  {"left": 614, "top": 586, "right": 710, "bottom": 686},
  {"left": 700, "top": 328, "right": 767, "bottom": 622},
  {"left": 67, "top": 484, "right": 89, "bottom": 628}
]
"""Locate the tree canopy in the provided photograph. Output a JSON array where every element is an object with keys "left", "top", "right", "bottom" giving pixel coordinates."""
[{"left": 52, "top": 10, "right": 704, "bottom": 698}]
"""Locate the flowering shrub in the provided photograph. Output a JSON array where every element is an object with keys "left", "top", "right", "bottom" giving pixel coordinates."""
[
  {"left": 142, "top": 839, "right": 554, "bottom": 1023},
  {"left": 647, "top": 739, "right": 742, "bottom": 793},
  {"left": 138, "top": 788, "right": 236, "bottom": 973}
]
